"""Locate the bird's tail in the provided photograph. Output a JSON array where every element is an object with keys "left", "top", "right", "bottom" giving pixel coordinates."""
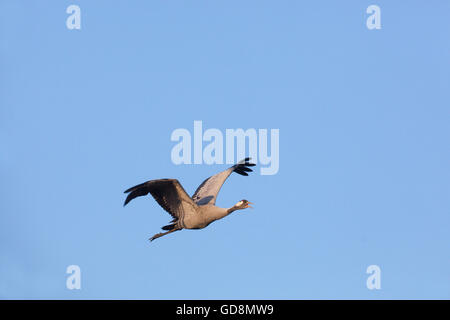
[{"left": 162, "top": 223, "right": 177, "bottom": 231}]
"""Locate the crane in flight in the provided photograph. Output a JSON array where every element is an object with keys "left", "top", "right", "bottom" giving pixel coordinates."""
[{"left": 123, "top": 158, "right": 255, "bottom": 241}]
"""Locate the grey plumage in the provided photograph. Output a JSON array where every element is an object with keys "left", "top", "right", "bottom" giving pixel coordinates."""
[{"left": 123, "top": 158, "right": 255, "bottom": 241}]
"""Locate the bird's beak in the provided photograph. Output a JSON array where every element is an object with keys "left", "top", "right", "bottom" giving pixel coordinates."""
[{"left": 247, "top": 202, "right": 254, "bottom": 209}]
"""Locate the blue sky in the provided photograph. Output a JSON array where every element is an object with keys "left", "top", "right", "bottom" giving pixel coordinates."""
[{"left": 1, "top": 1, "right": 449, "bottom": 299}]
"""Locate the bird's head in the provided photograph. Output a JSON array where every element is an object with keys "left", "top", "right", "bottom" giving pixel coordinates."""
[{"left": 234, "top": 199, "right": 253, "bottom": 211}]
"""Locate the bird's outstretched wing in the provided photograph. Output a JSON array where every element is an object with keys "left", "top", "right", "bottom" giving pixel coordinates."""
[
  {"left": 123, "top": 179, "right": 197, "bottom": 220},
  {"left": 192, "top": 158, "right": 255, "bottom": 206}
]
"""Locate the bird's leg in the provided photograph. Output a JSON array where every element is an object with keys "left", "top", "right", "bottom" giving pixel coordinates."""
[{"left": 149, "top": 228, "right": 180, "bottom": 242}]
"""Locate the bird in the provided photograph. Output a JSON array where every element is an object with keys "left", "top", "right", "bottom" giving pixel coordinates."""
[{"left": 123, "top": 158, "right": 255, "bottom": 241}]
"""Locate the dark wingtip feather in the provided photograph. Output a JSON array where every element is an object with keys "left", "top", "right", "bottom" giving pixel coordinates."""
[
  {"left": 238, "top": 157, "right": 251, "bottom": 164},
  {"left": 124, "top": 181, "right": 151, "bottom": 194},
  {"left": 234, "top": 169, "right": 249, "bottom": 176},
  {"left": 123, "top": 182, "right": 152, "bottom": 206},
  {"left": 233, "top": 158, "right": 256, "bottom": 176},
  {"left": 123, "top": 194, "right": 132, "bottom": 206}
]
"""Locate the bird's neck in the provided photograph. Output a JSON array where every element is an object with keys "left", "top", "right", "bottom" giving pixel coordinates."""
[
  {"left": 226, "top": 206, "right": 238, "bottom": 214},
  {"left": 209, "top": 206, "right": 236, "bottom": 221}
]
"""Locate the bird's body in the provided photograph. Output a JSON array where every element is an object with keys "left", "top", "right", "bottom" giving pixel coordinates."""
[
  {"left": 182, "top": 205, "right": 228, "bottom": 229},
  {"left": 123, "top": 158, "right": 255, "bottom": 241}
]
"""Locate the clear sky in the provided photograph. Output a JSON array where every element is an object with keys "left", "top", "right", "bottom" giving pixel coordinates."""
[{"left": 1, "top": 1, "right": 449, "bottom": 299}]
